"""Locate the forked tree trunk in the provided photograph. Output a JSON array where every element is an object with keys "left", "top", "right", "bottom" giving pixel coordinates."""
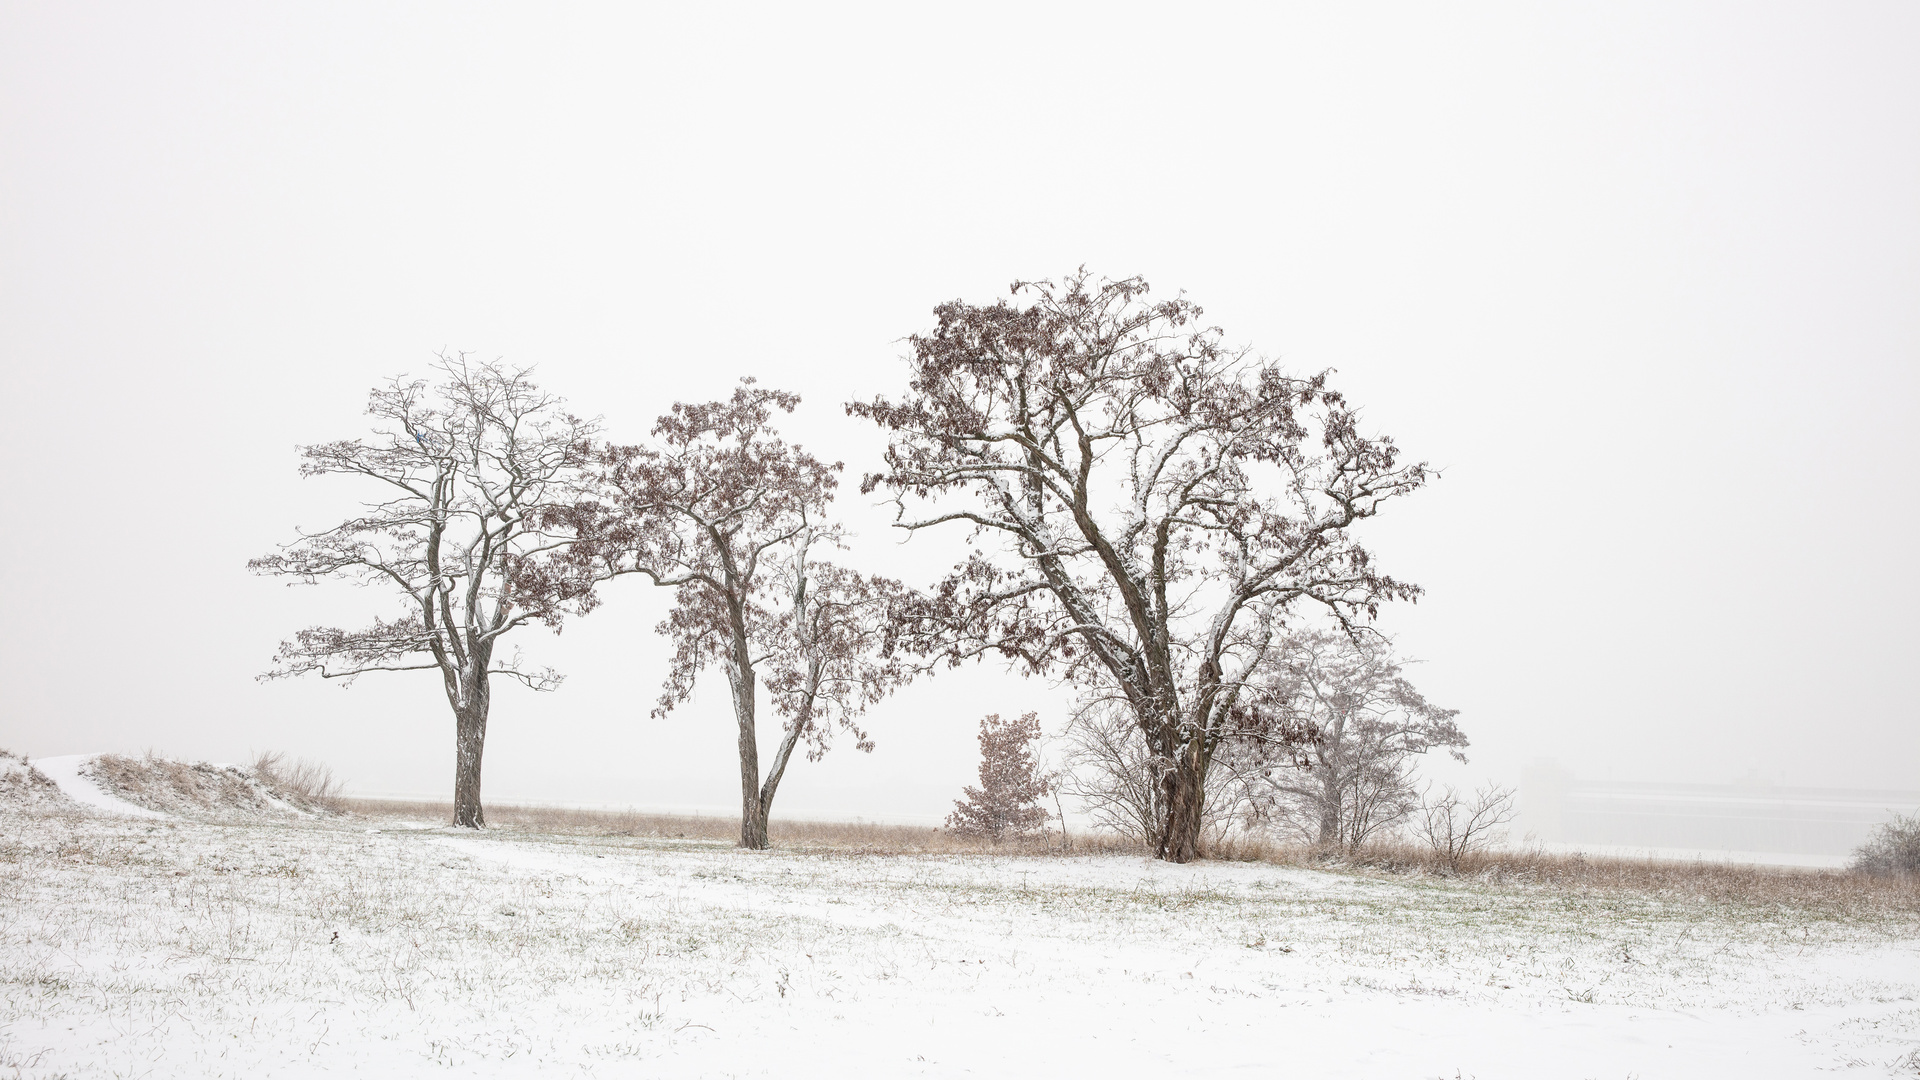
[
  {"left": 452, "top": 673, "right": 490, "bottom": 829},
  {"left": 750, "top": 704, "right": 810, "bottom": 854},
  {"left": 1158, "top": 742, "right": 1209, "bottom": 864}
]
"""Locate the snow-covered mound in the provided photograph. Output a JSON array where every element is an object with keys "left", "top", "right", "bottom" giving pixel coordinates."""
[
  {"left": 29, "top": 754, "right": 167, "bottom": 818},
  {"left": 0, "top": 749, "right": 73, "bottom": 811},
  {"left": 26, "top": 753, "right": 339, "bottom": 821}
]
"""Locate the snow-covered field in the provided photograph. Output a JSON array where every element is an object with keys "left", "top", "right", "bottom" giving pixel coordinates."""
[{"left": 3, "top": 799, "right": 1918, "bottom": 1077}]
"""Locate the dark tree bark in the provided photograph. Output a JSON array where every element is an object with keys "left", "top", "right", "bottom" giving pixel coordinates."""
[
  {"left": 252, "top": 355, "right": 612, "bottom": 830},
  {"left": 449, "top": 651, "right": 494, "bottom": 829},
  {"left": 853, "top": 272, "right": 1429, "bottom": 862},
  {"left": 727, "top": 615, "right": 768, "bottom": 849},
  {"left": 1161, "top": 745, "right": 1211, "bottom": 862},
  {"left": 453, "top": 689, "right": 489, "bottom": 829}
]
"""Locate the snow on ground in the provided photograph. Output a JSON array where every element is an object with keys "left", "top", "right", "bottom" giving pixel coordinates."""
[
  {"left": 27, "top": 755, "right": 169, "bottom": 820},
  {"left": 2, "top": 808, "right": 1916, "bottom": 1079}
]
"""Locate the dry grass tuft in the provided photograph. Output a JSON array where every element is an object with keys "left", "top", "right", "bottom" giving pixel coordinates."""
[{"left": 250, "top": 751, "right": 346, "bottom": 810}]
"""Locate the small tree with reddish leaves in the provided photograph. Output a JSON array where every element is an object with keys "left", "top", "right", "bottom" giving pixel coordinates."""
[
  {"left": 946, "top": 712, "right": 1051, "bottom": 842},
  {"left": 250, "top": 356, "right": 610, "bottom": 829},
  {"left": 852, "top": 271, "right": 1429, "bottom": 862},
  {"left": 561, "top": 382, "right": 914, "bottom": 849}
]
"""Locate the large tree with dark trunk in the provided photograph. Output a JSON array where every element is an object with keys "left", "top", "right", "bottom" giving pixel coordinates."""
[
  {"left": 563, "top": 382, "right": 912, "bottom": 849},
  {"left": 251, "top": 356, "right": 608, "bottom": 828},
  {"left": 850, "top": 271, "right": 1430, "bottom": 862}
]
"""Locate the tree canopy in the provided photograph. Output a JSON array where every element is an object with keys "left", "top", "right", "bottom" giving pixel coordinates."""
[{"left": 851, "top": 271, "right": 1431, "bottom": 860}]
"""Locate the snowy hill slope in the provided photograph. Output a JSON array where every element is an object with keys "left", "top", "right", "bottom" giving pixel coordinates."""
[
  {"left": 15, "top": 752, "right": 336, "bottom": 821},
  {"left": 0, "top": 749, "right": 73, "bottom": 812}
]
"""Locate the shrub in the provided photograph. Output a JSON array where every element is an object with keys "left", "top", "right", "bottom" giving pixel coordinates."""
[
  {"left": 1851, "top": 812, "right": 1920, "bottom": 875},
  {"left": 1416, "top": 782, "right": 1516, "bottom": 874}
]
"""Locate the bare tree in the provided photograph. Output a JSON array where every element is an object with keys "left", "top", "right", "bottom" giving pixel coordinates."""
[
  {"left": 563, "top": 382, "right": 912, "bottom": 849},
  {"left": 851, "top": 271, "right": 1428, "bottom": 862},
  {"left": 1249, "top": 631, "right": 1466, "bottom": 851},
  {"left": 946, "top": 712, "right": 1051, "bottom": 841},
  {"left": 250, "top": 356, "right": 607, "bottom": 828},
  {"left": 1417, "top": 782, "right": 1517, "bottom": 873}
]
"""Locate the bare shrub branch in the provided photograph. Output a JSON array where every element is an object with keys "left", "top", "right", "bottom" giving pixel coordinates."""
[
  {"left": 1417, "top": 782, "right": 1517, "bottom": 873},
  {"left": 1058, "top": 695, "right": 1257, "bottom": 852},
  {"left": 1851, "top": 812, "right": 1920, "bottom": 875}
]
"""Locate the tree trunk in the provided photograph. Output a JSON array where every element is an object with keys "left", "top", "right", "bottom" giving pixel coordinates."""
[
  {"left": 738, "top": 740, "right": 769, "bottom": 849},
  {"left": 728, "top": 661, "right": 767, "bottom": 850},
  {"left": 753, "top": 694, "right": 812, "bottom": 855},
  {"left": 452, "top": 673, "right": 490, "bottom": 829},
  {"left": 1158, "top": 742, "right": 1208, "bottom": 863},
  {"left": 1316, "top": 771, "right": 1343, "bottom": 849},
  {"left": 1317, "top": 805, "right": 1341, "bottom": 849}
]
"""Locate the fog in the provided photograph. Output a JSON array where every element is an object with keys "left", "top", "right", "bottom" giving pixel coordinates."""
[{"left": 3, "top": 4, "right": 1916, "bottom": 839}]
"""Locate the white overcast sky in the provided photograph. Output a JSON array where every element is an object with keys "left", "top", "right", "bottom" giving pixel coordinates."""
[{"left": 2, "top": 3, "right": 1915, "bottom": 820}]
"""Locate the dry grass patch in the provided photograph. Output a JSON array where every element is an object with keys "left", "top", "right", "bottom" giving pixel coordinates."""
[
  {"left": 249, "top": 751, "right": 345, "bottom": 810},
  {"left": 341, "top": 797, "right": 744, "bottom": 840},
  {"left": 336, "top": 797, "right": 1920, "bottom": 917},
  {"left": 1212, "top": 836, "right": 1920, "bottom": 917},
  {"left": 84, "top": 752, "right": 337, "bottom": 819},
  {"left": 340, "top": 796, "right": 1139, "bottom": 855},
  {"left": 0, "top": 750, "right": 67, "bottom": 811}
]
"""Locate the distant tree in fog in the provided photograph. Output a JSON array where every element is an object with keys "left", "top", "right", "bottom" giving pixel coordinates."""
[
  {"left": 851, "top": 271, "right": 1428, "bottom": 863},
  {"left": 250, "top": 356, "right": 612, "bottom": 829},
  {"left": 1247, "top": 631, "right": 1466, "bottom": 850},
  {"left": 947, "top": 712, "right": 1051, "bottom": 841},
  {"left": 556, "top": 382, "right": 914, "bottom": 850}
]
